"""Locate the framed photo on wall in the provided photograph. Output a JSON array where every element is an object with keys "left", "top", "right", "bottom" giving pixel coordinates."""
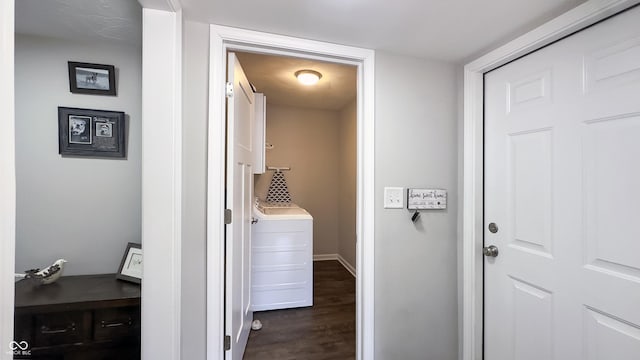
[
  {"left": 58, "top": 107, "right": 126, "bottom": 158},
  {"left": 116, "top": 242, "right": 142, "bottom": 284},
  {"left": 68, "top": 61, "right": 116, "bottom": 96}
]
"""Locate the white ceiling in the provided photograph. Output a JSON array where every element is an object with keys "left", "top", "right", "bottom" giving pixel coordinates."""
[
  {"left": 236, "top": 52, "right": 357, "bottom": 111},
  {"left": 15, "top": 0, "right": 141, "bottom": 47},
  {"left": 15, "top": 0, "right": 587, "bottom": 63},
  {"left": 15, "top": 0, "right": 588, "bottom": 109},
  {"left": 181, "top": 0, "right": 587, "bottom": 62}
]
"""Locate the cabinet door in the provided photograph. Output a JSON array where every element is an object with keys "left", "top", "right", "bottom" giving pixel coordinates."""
[
  {"left": 14, "top": 314, "right": 33, "bottom": 346},
  {"left": 253, "top": 93, "right": 266, "bottom": 174},
  {"left": 34, "top": 312, "right": 85, "bottom": 347}
]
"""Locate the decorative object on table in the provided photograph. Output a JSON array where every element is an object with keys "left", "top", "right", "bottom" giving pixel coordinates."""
[
  {"left": 58, "top": 107, "right": 126, "bottom": 158},
  {"left": 15, "top": 259, "right": 68, "bottom": 285},
  {"left": 116, "top": 242, "right": 142, "bottom": 283},
  {"left": 68, "top": 61, "right": 116, "bottom": 96},
  {"left": 266, "top": 167, "right": 292, "bottom": 204}
]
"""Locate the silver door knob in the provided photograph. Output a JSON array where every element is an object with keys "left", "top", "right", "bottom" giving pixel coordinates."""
[{"left": 483, "top": 245, "right": 499, "bottom": 257}]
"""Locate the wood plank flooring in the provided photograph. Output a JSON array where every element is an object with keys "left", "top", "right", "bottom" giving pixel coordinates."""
[{"left": 243, "top": 260, "right": 355, "bottom": 360}]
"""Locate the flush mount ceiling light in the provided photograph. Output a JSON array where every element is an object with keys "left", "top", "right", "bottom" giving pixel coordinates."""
[{"left": 295, "top": 70, "right": 322, "bottom": 86}]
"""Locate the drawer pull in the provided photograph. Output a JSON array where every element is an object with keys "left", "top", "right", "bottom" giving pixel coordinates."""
[
  {"left": 101, "top": 318, "right": 133, "bottom": 328},
  {"left": 40, "top": 322, "right": 75, "bottom": 334}
]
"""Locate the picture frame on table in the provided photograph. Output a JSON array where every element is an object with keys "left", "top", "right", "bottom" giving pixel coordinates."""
[
  {"left": 68, "top": 61, "right": 116, "bottom": 96},
  {"left": 58, "top": 107, "right": 126, "bottom": 158},
  {"left": 116, "top": 242, "right": 142, "bottom": 284}
]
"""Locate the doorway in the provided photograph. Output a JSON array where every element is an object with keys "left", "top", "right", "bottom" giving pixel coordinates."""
[
  {"left": 234, "top": 51, "right": 358, "bottom": 359},
  {"left": 206, "top": 26, "right": 375, "bottom": 360}
]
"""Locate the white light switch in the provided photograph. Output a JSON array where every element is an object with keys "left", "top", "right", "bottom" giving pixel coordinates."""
[{"left": 384, "top": 187, "right": 404, "bottom": 209}]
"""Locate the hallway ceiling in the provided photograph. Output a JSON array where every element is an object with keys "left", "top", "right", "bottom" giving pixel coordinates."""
[
  {"left": 181, "top": 0, "right": 587, "bottom": 62},
  {"left": 15, "top": 0, "right": 587, "bottom": 63},
  {"left": 15, "top": 0, "right": 141, "bottom": 46},
  {"left": 235, "top": 52, "right": 357, "bottom": 111}
]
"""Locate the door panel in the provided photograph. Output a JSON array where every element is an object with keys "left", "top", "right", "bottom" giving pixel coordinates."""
[
  {"left": 584, "top": 308, "right": 640, "bottom": 360},
  {"left": 509, "top": 129, "right": 552, "bottom": 256},
  {"left": 225, "top": 52, "right": 254, "bottom": 360},
  {"left": 484, "top": 6, "right": 640, "bottom": 360}
]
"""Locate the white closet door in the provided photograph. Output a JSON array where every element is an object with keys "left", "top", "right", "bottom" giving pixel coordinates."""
[{"left": 484, "top": 6, "right": 640, "bottom": 360}]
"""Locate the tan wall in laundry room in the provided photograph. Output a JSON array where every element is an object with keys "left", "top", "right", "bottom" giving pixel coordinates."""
[{"left": 255, "top": 104, "right": 345, "bottom": 257}]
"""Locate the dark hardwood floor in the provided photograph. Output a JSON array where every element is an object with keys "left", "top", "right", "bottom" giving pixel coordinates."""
[{"left": 243, "top": 260, "right": 356, "bottom": 360}]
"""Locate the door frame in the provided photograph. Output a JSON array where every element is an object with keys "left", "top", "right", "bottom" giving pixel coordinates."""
[
  {"left": 461, "top": 0, "right": 640, "bottom": 359},
  {"left": 0, "top": 1, "right": 16, "bottom": 358},
  {"left": 206, "top": 25, "right": 375, "bottom": 360}
]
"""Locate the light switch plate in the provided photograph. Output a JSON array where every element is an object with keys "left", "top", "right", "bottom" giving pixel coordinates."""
[{"left": 384, "top": 187, "right": 404, "bottom": 209}]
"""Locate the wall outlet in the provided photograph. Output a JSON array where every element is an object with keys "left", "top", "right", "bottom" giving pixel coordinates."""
[{"left": 383, "top": 187, "right": 404, "bottom": 209}]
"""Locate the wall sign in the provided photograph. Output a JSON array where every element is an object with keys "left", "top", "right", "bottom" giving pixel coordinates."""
[{"left": 407, "top": 188, "right": 447, "bottom": 210}]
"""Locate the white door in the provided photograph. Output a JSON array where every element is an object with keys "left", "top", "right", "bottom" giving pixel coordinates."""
[
  {"left": 485, "top": 6, "right": 640, "bottom": 360},
  {"left": 225, "top": 52, "right": 255, "bottom": 360}
]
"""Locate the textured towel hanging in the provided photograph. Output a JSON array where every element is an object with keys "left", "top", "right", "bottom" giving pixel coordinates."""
[{"left": 266, "top": 171, "right": 292, "bottom": 203}]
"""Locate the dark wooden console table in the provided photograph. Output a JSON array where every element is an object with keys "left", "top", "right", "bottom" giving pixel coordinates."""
[{"left": 14, "top": 274, "right": 140, "bottom": 360}]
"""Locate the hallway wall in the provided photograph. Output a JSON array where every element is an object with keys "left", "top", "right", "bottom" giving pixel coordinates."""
[
  {"left": 14, "top": 33, "right": 142, "bottom": 276},
  {"left": 338, "top": 99, "right": 357, "bottom": 268},
  {"left": 374, "top": 51, "right": 458, "bottom": 360},
  {"left": 181, "top": 19, "right": 208, "bottom": 360}
]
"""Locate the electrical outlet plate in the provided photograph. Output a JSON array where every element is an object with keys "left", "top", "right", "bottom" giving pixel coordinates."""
[{"left": 383, "top": 187, "right": 404, "bottom": 209}]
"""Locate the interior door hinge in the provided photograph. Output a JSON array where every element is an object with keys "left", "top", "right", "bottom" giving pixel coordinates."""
[
  {"left": 224, "top": 335, "right": 231, "bottom": 351},
  {"left": 225, "top": 82, "right": 234, "bottom": 98},
  {"left": 224, "top": 209, "right": 232, "bottom": 224}
]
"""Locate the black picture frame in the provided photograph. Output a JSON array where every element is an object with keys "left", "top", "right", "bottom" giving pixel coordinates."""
[
  {"left": 68, "top": 61, "right": 116, "bottom": 96},
  {"left": 116, "top": 242, "right": 142, "bottom": 284},
  {"left": 58, "top": 107, "right": 126, "bottom": 158}
]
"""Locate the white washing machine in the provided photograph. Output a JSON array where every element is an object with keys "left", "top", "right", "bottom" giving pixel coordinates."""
[{"left": 251, "top": 202, "right": 313, "bottom": 311}]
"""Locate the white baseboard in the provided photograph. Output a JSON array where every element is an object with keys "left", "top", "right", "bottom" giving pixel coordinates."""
[
  {"left": 313, "top": 253, "right": 356, "bottom": 278},
  {"left": 313, "top": 253, "right": 338, "bottom": 262},
  {"left": 336, "top": 254, "right": 356, "bottom": 278}
]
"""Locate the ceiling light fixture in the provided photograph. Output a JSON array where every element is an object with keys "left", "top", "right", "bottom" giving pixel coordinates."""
[{"left": 295, "top": 70, "right": 322, "bottom": 86}]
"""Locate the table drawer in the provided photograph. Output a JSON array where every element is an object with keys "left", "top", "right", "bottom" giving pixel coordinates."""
[
  {"left": 93, "top": 307, "right": 140, "bottom": 341},
  {"left": 34, "top": 312, "right": 85, "bottom": 347}
]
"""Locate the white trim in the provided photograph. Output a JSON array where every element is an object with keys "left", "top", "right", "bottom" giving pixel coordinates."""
[
  {"left": 0, "top": 1, "right": 15, "bottom": 359},
  {"left": 313, "top": 254, "right": 339, "bottom": 262},
  {"left": 461, "top": 1, "right": 640, "bottom": 359},
  {"left": 207, "top": 25, "right": 375, "bottom": 360},
  {"left": 141, "top": 8, "right": 182, "bottom": 360},
  {"left": 337, "top": 254, "right": 357, "bottom": 278},
  {"left": 137, "top": 0, "right": 182, "bottom": 12},
  {"left": 313, "top": 254, "right": 357, "bottom": 278}
]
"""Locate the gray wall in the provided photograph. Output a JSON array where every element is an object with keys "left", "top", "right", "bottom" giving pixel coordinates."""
[
  {"left": 180, "top": 20, "right": 209, "bottom": 360},
  {"left": 374, "top": 51, "right": 458, "bottom": 360},
  {"left": 338, "top": 99, "right": 357, "bottom": 267},
  {"left": 14, "top": 34, "right": 141, "bottom": 276}
]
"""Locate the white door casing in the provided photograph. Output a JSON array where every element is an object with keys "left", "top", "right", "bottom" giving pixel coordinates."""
[
  {"left": 207, "top": 26, "right": 375, "bottom": 360},
  {"left": 484, "top": 5, "right": 640, "bottom": 360},
  {"left": 225, "top": 53, "right": 254, "bottom": 360}
]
